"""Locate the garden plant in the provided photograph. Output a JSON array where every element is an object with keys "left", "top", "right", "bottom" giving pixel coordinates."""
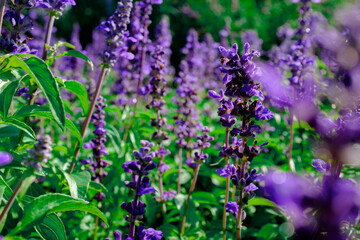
[{"left": 1, "top": 0, "right": 360, "bottom": 239}]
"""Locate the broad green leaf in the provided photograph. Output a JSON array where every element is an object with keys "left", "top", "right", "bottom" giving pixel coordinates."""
[
  {"left": 64, "top": 80, "right": 89, "bottom": 114},
  {"left": 257, "top": 223, "right": 278, "bottom": 239},
  {"left": 1, "top": 118, "right": 35, "bottom": 140},
  {"left": 3, "top": 237, "right": 27, "bottom": 240},
  {"left": 191, "top": 192, "right": 217, "bottom": 205},
  {"left": 62, "top": 171, "right": 91, "bottom": 200},
  {"left": 13, "top": 105, "right": 82, "bottom": 144},
  {"left": 35, "top": 214, "right": 67, "bottom": 240},
  {"left": 23, "top": 56, "right": 65, "bottom": 129},
  {"left": 0, "top": 79, "right": 20, "bottom": 118},
  {"left": 10, "top": 193, "right": 108, "bottom": 234},
  {"left": 56, "top": 50, "right": 94, "bottom": 70},
  {"left": 0, "top": 69, "right": 24, "bottom": 82},
  {"left": 247, "top": 197, "right": 278, "bottom": 208}
]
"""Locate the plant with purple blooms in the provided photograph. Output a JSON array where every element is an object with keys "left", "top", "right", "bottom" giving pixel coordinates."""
[
  {"left": 121, "top": 140, "right": 163, "bottom": 239},
  {"left": 209, "top": 42, "right": 273, "bottom": 239}
]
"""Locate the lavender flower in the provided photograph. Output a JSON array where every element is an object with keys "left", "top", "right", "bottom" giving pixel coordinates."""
[
  {"left": 23, "top": 135, "right": 52, "bottom": 171},
  {"left": 97, "top": 0, "right": 133, "bottom": 67},
  {"left": 210, "top": 42, "right": 273, "bottom": 237},
  {"left": 154, "top": 15, "right": 173, "bottom": 77},
  {"left": 81, "top": 96, "right": 109, "bottom": 201},
  {"left": 121, "top": 140, "right": 162, "bottom": 239},
  {"left": 0, "top": 151, "right": 13, "bottom": 166}
]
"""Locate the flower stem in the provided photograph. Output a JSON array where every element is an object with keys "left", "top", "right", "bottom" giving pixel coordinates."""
[
  {"left": 42, "top": 15, "right": 55, "bottom": 61},
  {"left": 236, "top": 161, "right": 246, "bottom": 240},
  {"left": 288, "top": 110, "right": 295, "bottom": 172},
  {"left": 69, "top": 66, "right": 109, "bottom": 174},
  {"left": 0, "top": 0, "right": 6, "bottom": 35},
  {"left": 222, "top": 128, "right": 230, "bottom": 240},
  {"left": 158, "top": 156, "right": 167, "bottom": 214},
  {"left": 93, "top": 216, "right": 99, "bottom": 240},
  {"left": 0, "top": 179, "right": 23, "bottom": 226},
  {"left": 181, "top": 160, "right": 201, "bottom": 234},
  {"left": 177, "top": 147, "right": 183, "bottom": 193},
  {"left": 129, "top": 174, "right": 142, "bottom": 238}
]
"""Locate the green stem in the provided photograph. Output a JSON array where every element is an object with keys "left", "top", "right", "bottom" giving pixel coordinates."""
[
  {"left": 288, "top": 111, "right": 295, "bottom": 172},
  {"left": 177, "top": 147, "right": 183, "bottom": 193},
  {"left": 181, "top": 157, "right": 202, "bottom": 234},
  {"left": 42, "top": 15, "right": 55, "bottom": 61},
  {"left": 236, "top": 161, "right": 246, "bottom": 240},
  {"left": 222, "top": 128, "right": 230, "bottom": 240},
  {"left": 0, "top": 179, "right": 23, "bottom": 226},
  {"left": 69, "top": 66, "right": 109, "bottom": 174}
]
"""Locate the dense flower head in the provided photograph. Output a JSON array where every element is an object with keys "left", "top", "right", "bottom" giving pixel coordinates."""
[
  {"left": 97, "top": 0, "right": 133, "bottom": 67},
  {"left": 0, "top": 151, "right": 13, "bottom": 166},
  {"left": 210, "top": 43, "right": 273, "bottom": 128},
  {"left": 262, "top": 171, "right": 360, "bottom": 239},
  {"left": 23, "top": 135, "right": 52, "bottom": 171},
  {"left": 154, "top": 15, "right": 173, "bottom": 76}
]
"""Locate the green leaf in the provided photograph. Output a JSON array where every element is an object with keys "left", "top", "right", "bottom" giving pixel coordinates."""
[
  {"left": 35, "top": 214, "right": 67, "bottom": 240},
  {"left": 257, "top": 223, "right": 278, "bottom": 239},
  {"left": 247, "top": 197, "right": 278, "bottom": 208},
  {"left": 53, "top": 41, "right": 76, "bottom": 50},
  {"left": 23, "top": 56, "right": 65, "bottom": 129},
  {"left": 13, "top": 105, "right": 82, "bottom": 144},
  {"left": 17, "top": 173, "right": 36, "bottom": 202},
  {"left": 62, "top": 171, "right": 91, "bottom": 200},
  {"left": 10, "top": 193, "right": 108, "bottom": 234},
  {"left": 56, "top": 50, "right": 94, "bottom": 70},
  {"left": 0, "top": 185, "right": 5, "bottom": 202},
  {"left": 0, "top": 79, "right": 20, "bottom": 118},
  {"left": 1, "top": 118, "right": 35, "bottom": 140},
  {"left": 64, "top": 81, "right": 89, "bottom": 115}
]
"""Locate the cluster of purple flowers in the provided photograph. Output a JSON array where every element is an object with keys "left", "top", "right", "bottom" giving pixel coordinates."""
[
  {"left": 97, "top": 0, "right": 133, "bottom": 67},
  {"left": 210, "top": 42, "right": 273, "bottom": 236},
  {"left": 81, "top": 96, "right": 109, "bottom": 201},
  {"left": 23, "top": 135, "right": 53, "bottom": 171},
  {"left": 120, "top": 140, "right": 163, "bottom": 239}
]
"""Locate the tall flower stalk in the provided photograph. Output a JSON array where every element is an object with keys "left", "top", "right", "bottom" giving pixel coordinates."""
[
  {"left": 141, "top": 46, "right": 174, "bottom": 214},
  {"left": 174, "top": 29, "right": 201, "bottom": 193},
  {"left": 121, "top": 140, "right": 163, "bottom": 239},
  {"left": 285, "top": 0, "right": 319, "bottom": 171},
  {"left": 69, "top": 0, "right": 133, "bottom": 173},
  {"left": 209, "top": 43, "right": 273, "bottom": 239}
]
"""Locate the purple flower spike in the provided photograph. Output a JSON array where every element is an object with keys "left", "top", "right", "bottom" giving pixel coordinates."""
[
  {"left": 0, "top": 152, "right": 13, "bottom": 166},
  {"left": 312, "top": 159, "right": 331, "bottom": 173}
]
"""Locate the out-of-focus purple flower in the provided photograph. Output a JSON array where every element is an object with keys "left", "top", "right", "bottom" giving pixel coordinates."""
[
  {"left": 0, "top": 152, "right": 13, "bottom": 166},
  {"left": 312, "top": 159, "right": 331, "bottom": 173},
  {"left": 136, "top": 225, "right": 162, "bottom": 240},
  {"left": 241, "top": 30, "right": 263, "bottom": 54},
  {"left": 36, "top": 0, "right": 76, "bottom": 13},
  {"left": 23, "top": 135, "right": 52, "bottom": 171},
  {"left": 262, "top": 171, "right": 360, "bottom": 239},
  {"left": 225, "top": 201, "right": 239, "bottom": 220}
]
